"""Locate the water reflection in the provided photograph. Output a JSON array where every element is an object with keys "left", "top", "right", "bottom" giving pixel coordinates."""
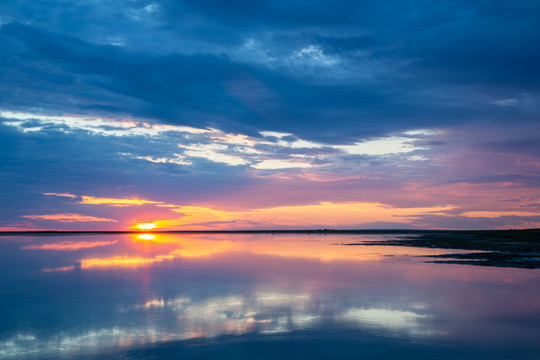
[
  {"left": 0, "top": 233, "right": 539, "bottom": 359},
  {"left": 41, "top": 265, "right": 75, "bottom": 273},
  {"left": 95, "top": 233, "right": 476, "bottom": 267},
  {"left": 22, "top": 240, "right": 117, "bottom": 251}
]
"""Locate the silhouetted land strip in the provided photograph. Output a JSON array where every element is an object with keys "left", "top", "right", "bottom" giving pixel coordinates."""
[{"left": 344, "top": 229, "right": 540, "bottom": 269}]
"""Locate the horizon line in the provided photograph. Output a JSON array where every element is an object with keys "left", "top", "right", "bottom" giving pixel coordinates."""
[{"left": 0, "top": 228, "right": 538, "bottom": 236}]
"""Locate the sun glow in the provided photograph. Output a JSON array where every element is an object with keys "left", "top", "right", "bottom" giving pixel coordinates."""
[{"left": 136, "top": 223, "right": 157, "bottom": 230}]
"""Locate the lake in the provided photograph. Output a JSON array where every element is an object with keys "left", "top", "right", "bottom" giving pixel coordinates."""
[{"left": 0, "top": 233, "right": 539, "bottom": 359}]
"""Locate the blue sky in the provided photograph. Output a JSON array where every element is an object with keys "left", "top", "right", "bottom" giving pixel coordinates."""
[{"left": 1, "top": 0, "right": 539, "bottom": 230}]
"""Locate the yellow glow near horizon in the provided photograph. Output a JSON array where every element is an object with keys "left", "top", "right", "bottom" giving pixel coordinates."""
[
  {"left": 461, "top": 210, "right": 540, "bottom": 218},
  {"left": 150, "top": 202, "right": 455, "bottom": 229}
]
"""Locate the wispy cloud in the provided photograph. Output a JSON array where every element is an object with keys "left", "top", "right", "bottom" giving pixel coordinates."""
[
  {"left": 79, "top": 196, "right": 163, "bottom": 207},
  {"left": 336, "top": 136, "right": 425, "bottom": 156},
  {"left": 150, "top": 202, "right": 455, "bottom": 230},
  {"left": 179, "top": 143, "right": 251, "bottom": 166},
  {"left": 2, "top": 109, "right": 438, "bottom": 170},
  {"left": 22, "top": 213, "right": 117, "bottom": 222},
  {"left": 492, "top": 98, "right": 519, "bottom": 107},
  {"left": 0, "top": 111, "right": 207, "bottom": 136},
  {"left": 43, "top": 192, "right": 77, "bottom": 198}
]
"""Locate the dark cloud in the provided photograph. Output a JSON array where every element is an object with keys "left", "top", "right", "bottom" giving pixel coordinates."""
[
  {"left": 449, "top": 174, "right": 540, "bottom": 187},
  {"left": 480, "top": 138, "right": 540, "bottom": 156},
  {"left": 0, "top": 23, "right": 410, "bottom": 141},
  {"left": 0, "top": 1, "right": 538, "bottom": 142},
  {"left": 166, "top": 0, "right": 364, "bottom": 26}
]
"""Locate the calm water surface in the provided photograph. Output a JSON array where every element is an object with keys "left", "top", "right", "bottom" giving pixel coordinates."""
[{"left": 0, "top": 233, "right": 539, "bottom": 359}]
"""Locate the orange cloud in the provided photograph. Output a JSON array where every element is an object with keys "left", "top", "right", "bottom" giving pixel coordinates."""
[
  {"left": 461, "top": 211, "right": 540, "bottom": 218},
  {"left": 79, "top": 196, "right": 163, "bottom": 207},
  {"left": 23, "top": 240, "right": 117, "bottom": 250},
  {"left": 152, "top": 202, "right": 454, "bottom": 229},
  {"left": 22, "top": 213, "right": 117, "bottom": 222}
]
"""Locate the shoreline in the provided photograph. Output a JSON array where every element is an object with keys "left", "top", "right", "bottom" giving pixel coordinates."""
[{"left": 345, "top": 229, "right": 540, "bottom": 268}]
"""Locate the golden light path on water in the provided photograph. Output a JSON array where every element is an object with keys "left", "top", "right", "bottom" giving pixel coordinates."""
[{"left": 76, "top": 232, "right": 474, "bottom": 268}]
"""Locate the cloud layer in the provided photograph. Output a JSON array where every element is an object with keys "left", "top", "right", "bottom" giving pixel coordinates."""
[{"left": 1, "top": 1, "right": 539, "bottom": 229}]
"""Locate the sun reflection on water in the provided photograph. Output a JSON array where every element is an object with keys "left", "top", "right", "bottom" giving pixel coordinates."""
[{"left": 137, "top": 234, "right": 155, "bottom": 240}]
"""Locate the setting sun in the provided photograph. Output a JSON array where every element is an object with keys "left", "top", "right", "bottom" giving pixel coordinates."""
[{"left": 135, "top": 223, "right": 157, "bottom": 230}]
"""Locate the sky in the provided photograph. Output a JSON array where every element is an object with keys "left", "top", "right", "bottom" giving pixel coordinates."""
[{"left": 1, "top": 0, "right": 539, "bottom": 231}]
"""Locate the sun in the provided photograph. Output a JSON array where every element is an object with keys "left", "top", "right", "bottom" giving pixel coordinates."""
[{"left": 136, "top": 223, "right": 157, "bottom": 230}]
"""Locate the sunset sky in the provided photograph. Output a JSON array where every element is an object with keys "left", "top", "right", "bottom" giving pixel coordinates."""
[{"left": 1, "top": 1, "right": 539, "bottom": 230}]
